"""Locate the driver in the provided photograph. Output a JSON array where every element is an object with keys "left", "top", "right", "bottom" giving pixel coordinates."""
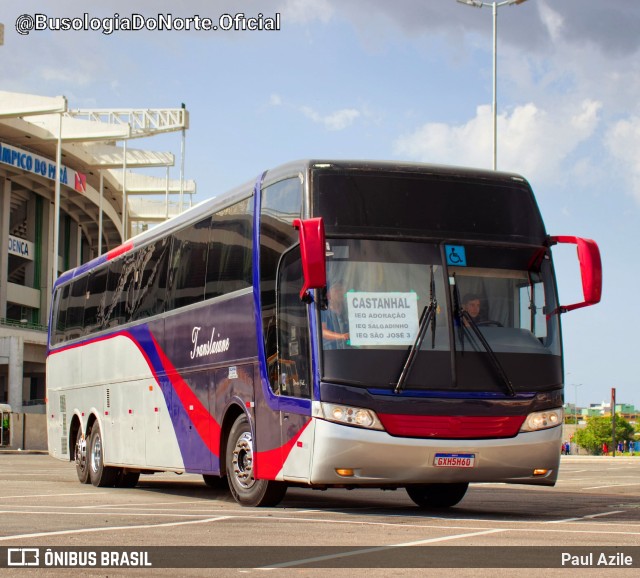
[{"left": 462, "top": 293, "right": 484, "bottom": 326}]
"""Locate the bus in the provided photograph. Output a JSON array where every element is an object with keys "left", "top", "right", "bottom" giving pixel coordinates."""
[{"left": 46, "top": 160, "right": 602, "bottom": 508}]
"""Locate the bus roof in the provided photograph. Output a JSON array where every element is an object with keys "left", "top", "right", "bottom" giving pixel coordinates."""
[{"left": 55, "top": 160, "right": 532, "bottom": 288}]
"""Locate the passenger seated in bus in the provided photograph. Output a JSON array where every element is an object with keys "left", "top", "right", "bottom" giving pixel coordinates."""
[{"left": 322, "top": 280, "right": 349, "bottom": 348}]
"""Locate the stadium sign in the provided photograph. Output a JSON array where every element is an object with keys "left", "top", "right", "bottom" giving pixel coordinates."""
[{"left": 0, "top": 141, "right": 86, "bottom": 193}]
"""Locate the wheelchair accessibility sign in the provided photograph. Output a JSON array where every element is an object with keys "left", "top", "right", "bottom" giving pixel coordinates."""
[{"left": 445, "top": 245, "right": 467, "bottom": 267}]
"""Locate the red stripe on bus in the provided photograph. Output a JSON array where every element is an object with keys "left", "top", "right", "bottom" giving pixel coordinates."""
[
  {"left": 254, "top": 420, "right": 310, "bottom": 480},
  {"left": 105, "top": 240, "right": 134, "bottom": 260},
  {"left": 150, "top": 333, "right": 222, "bottom": 457},
  {"left": 51, "top": 330, "right": 223, "bottom": 457}
]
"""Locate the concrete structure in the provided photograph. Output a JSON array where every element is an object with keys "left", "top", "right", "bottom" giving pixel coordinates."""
[
  {"left": 3, "top": 413, "right": 47, "bottom": 451},
  {"left": 0, "top": 91, "right": 196, "bottom": 423}
]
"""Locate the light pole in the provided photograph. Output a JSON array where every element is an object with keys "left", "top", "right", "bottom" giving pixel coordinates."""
[
  {"left": 571, "top": 383, "right": 582, "bottom": 424},
  {"left": 456, "top": 0, "right": 528, "bottom": 170}
]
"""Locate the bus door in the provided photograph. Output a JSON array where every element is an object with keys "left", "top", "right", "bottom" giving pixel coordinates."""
[{"left": 273, "top": 246, "right": 314, "bottom": 481}]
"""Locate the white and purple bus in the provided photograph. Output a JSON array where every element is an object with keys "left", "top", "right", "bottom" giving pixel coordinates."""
[{"left": 47, "top": 160, "right": 601, "bottom": 508}]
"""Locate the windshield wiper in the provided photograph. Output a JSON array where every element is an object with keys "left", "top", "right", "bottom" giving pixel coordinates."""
[
  {"left": 394, "top": 266, "right": 437, "bottom": 394},
  {"left": 452, "top": 275, "right": 515, "bottom": 397}
]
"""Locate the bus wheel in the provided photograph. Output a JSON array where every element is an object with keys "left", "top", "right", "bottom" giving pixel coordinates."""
[
  {"left": 88, "top": 426, "right": 118, "bottom": 487},
  {"left": 226, "top": 414, "right": 287, "bottom": 507},
  {"left": 406, "top": 483, "right": 469, "bottom": 508},
  {"left": 74, "top": 428, "right": 90, "bottom": 484},
  {"left": 203, "top": 474, "right": 228, "bottom": 490},
  {"left": 115, "top": 470, "right": 140, "bottom": 488}
]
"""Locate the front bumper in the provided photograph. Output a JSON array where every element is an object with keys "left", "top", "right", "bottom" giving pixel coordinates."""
[{"left": 309, "top": 418, "right": 561, "bottom": 486}]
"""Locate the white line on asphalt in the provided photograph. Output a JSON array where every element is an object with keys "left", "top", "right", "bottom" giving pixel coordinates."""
[
  {"left": 246, "top": 514, "right": 640, "bottom": 534},
  {"left": 76, "top": 500, "right": 213, "bottom": 509},
  {"left": 236, "top": 512, "right": 640, "bottom": 534},
  {"left": 2, "top": 509, "right": 640, "bottom": 545},
  {"left": 0, "top": 473, "right": 67, "bottom": 476},
  {"left": 0, "top": 516, "right": 233, "bottom": 542},
  {"left": 258, "top": 529, "right": 507, "bottom": 569},
  {"left": 0, "top": 509, "right": 230, "bottom": 520},
  {"left": 583, "top": 483, "right": 640, "bottom": 490},
  {"left": 545, "top": 510, "right": 624, "bottom": 524},
  {"left": 3, "top": 505, "right": 640, "bottom": 530},
  {"left": 0, "top": 492, "right": 109, "bottom": 500}
]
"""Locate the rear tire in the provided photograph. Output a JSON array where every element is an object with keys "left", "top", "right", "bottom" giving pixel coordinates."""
[
  {"left": 406, "top": 483, "right": 469, "bottom": 508},
  {"left": 74, "top": 427, "right": 90, "bottom": 484},
  {"left": 226, "top": 414, "right": 287, "bottom": 507},
  {"left": 88, "top": 426, "right": 119, "bottom": 487}
]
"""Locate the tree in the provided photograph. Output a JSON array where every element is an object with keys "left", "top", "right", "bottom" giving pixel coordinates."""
[{"left": 573, "top": 414, "right": 635, "bottom": 455}]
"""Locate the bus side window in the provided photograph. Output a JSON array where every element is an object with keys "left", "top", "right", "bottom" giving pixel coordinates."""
[
  {"left": 166, "top": 217, "right": 211, "bottom": 311},
  {"left": 53, "top": 284, "right": 71, "bottom": 344},
  {"left": 276, "top": 247, "right": 311, "bottom": 399},
  {"left": 103, "top": 256, "right": 131, "bottom": 328},
  {"left": 131, "top": 238, "right": 171, "bottom": 321},
  {"left": 260, "top": 178, "right": 303, "bottom": 391},
  {"left": 65, "top": 275, "right": 88, "bottom": 341},
  {"left": 84, "top": 268, "right": 108, "bottom": 335},
  {"left": 205, "top": 198, "right": 253, "bottom": 299}
]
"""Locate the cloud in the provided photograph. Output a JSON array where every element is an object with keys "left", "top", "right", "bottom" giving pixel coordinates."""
[
  {"left": 268, "top": 94, "right": 363, "bottom": 131},
  {"left": 278, "top": 0, "right": 334, "bottom": 24},
  {"left": 605, "top": 116, "right": 640, "bottom": 203},
  {"left": 394, "top": 100, "right": 601, "bottom": 182},
  {"left": 333, "top": 0, "right": 640, "bottom": 57},
  {"left": 301, "top": 106, "right": 361, "bottom": 131},
  {"left": 538, "top": 0, "right": 565, "bottom": 43}
]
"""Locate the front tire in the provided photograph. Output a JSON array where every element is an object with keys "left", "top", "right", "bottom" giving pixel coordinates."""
[
  {"left": 88, "top": 426, "right": 119, "bottom": 487},
  {"left": 406, "top": 483, "right": 469, "bottom": 508},
  {"left": 226, "top": 414, "right": 287, "bottom": 507},
  {"left": 74, "top": 427, "right": 90, "bottom": 484}
]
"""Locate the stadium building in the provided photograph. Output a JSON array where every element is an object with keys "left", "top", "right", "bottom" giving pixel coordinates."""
[{"left": 0, "top": 91, "right": 195, "bottom": 424}]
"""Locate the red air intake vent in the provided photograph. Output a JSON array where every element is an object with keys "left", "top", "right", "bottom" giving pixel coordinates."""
[{"left": 377, "top": 414, "right": 526, "bottom": 439}]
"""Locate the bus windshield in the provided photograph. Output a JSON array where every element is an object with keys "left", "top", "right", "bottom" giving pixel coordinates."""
[{"left": 320, "top": 238, "right": 561, "bottom": 394}]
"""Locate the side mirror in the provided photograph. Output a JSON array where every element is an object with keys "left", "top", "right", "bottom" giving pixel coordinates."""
[
  {"left": 293, "top": 217, "right": 327, "bottom": 302},
  {"left": 551, "top": 236, "right": 602, "bottom": 313}
]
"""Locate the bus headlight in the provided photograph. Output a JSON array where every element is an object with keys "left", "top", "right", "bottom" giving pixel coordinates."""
[
  {"left": 520, "top": 408, "right": 563, "bottom": 432},
  {"left": 316, "top": 403, "right": 384, "bottom": 431}
]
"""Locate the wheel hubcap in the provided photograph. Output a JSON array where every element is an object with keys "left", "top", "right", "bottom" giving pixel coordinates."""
[
  {"left": 75, "top": 435, "right": 87, "bottom": 472},
  {"left": 232, "top": 432, "right": 255, "bottom": 489},
  {"left": 90, "top": 434, "right": 102, "bottom": 474}
]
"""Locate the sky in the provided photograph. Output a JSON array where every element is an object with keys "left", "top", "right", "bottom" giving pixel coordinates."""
[{"left": 2, "top": 0, "right": 639, "bottom": 409}]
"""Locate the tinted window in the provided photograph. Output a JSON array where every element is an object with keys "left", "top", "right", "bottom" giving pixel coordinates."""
[
  {"left": 166, "top": 217, "right": 211, "bottom": 311},
  {"left": 205, "top": 198, "right": 253, "bottom": 299},
  {"left": 84, "top": 268, "right": 108, "bottom": 334},
  {"left": 53, "top": 284, "right": 70, "bottom": 345},
  {"left": 260, "top": 178, "right": 303, "bottom": 361},
  {"left": 314, "top": 171, "right": 546, "bottom": 244},
  {"left": 65, "top": 275, "right": 88, "bottom": 341},
  {"left": 274, "top": 247, "right": 311, "bottom": 398},
  {"left": 101, "top": 257, "right": 131, "bottom": 329},
  {"left": 130, "top": 238, "right": 171, "bottom": 321}
]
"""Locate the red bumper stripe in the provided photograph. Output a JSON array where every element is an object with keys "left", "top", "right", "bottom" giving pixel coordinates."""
[{"left": 377, "top": 414, "right": 526, "bottom": 439}]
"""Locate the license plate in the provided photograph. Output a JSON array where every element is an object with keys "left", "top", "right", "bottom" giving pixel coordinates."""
[{"left": 433, "top": 453, "right": 476, "bottom": 468}]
